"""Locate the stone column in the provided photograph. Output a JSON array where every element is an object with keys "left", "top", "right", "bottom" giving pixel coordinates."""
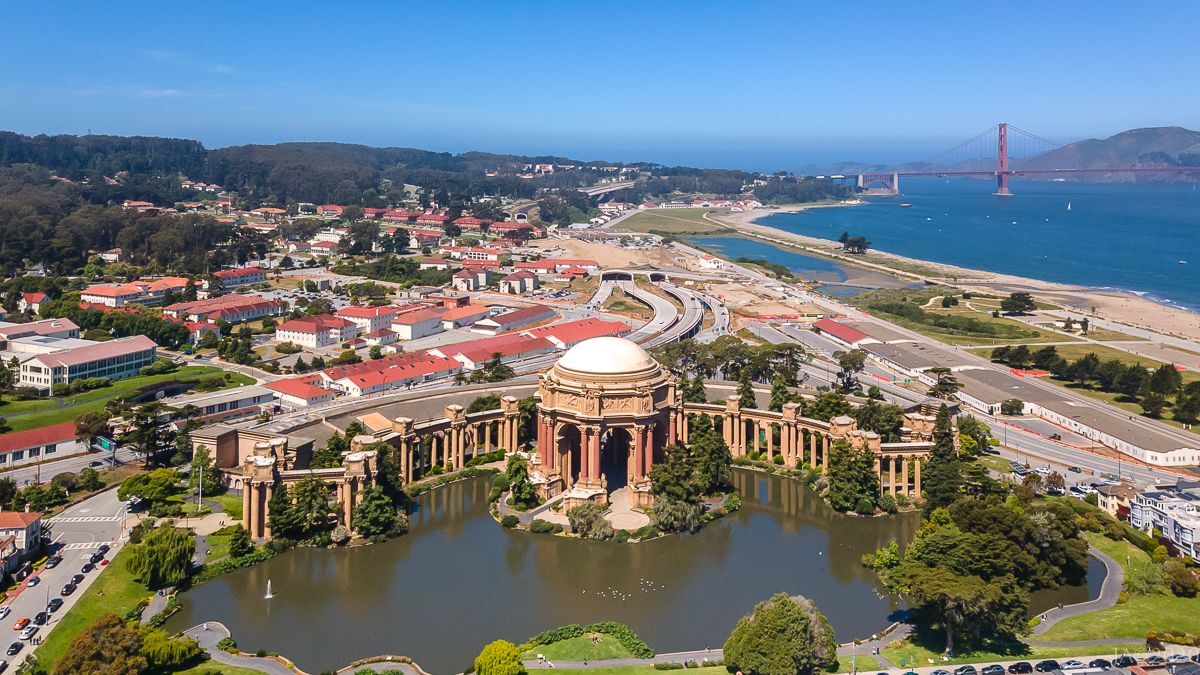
[
  {"left": 644, "top": 423, "right": 656, "bottom": 476},
  {"left": 242, "top": 480, "right": 253, "bottom": 533},
  {"left": 901, "top": 456, "right": 909, "bottom": 497},
  {"left": 820, "top": 436, "right": 829, "bottom": 473},
  {"left": 633, "top": 424, "right": 645, "bottom": 482},
  {"left": 668, "top": 411, "right": 678, "bottom": 446},
  {"left": 263, "top": 484, "right": 273, "bottom": 539},
  {"left": 404, "top": 442, "right": 413, "bottom": 485},
  {"left": 809, "top": 432, "right": 817, "bottom": 468},
  {"left": 914, "top": 457, "right": 922, "bottom": 497},
  {"left": 248, "top": 482, "right": 261, "bottom": 539},
  {"left": 753, "top": 421, "right": 761, "bottom": 455},
  {"left": 766, "top": 423, "right": 774, "bottom": 461},
  {"left": 723, "top": 412, "right": 733, "bottom": 446},
  {"left": 343, "top": 480, "right": 354, "bottom": 526},
  {"left": 888, "top": 455, "right": 897, "bottom": 495}
]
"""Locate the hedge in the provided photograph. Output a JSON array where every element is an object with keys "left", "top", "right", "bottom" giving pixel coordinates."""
[{"left": 529, "top": 519, "right": 563, "bottom": 535}]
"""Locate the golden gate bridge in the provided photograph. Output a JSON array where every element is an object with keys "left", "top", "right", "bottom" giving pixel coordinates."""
[{"left": 850, "top": 123, "right": 1200, "bottom": 196}]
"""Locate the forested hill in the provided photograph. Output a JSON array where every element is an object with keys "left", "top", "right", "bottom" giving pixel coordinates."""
[
  {"left": 1022, "top": 126, "right": 1200, "bottom": 170},
  {"left": 0, "top": 131, "right": 771, "bottom": 206}
]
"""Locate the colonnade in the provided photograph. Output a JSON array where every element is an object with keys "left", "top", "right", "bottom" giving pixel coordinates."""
[{"left": 389, "top": 398, "right": 523, "bottom": 485}]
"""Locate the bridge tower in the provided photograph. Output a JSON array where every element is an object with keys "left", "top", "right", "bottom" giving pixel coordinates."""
[{"left": 994, "top": 122, "right": 1012, "bottom": 196}]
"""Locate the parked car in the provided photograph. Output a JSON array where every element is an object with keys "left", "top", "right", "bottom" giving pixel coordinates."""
[
  {"left": 97, "top": 544, "right": 110, "bottom": 555},
  {"left": 1166, "top": 654, "right": 1190, "bottom": 664},
  {"left": 1088, "top": 658, "right": 1111, "bottom": 669},
  {"left": 1034, "top": 660, "right": 1060, "bottom": 672},
  {"left": 32, "top": 613, "right": 46, "bottom": 626},
  {"left": 0, "top": 657, "right": 8, "bottom": 672},
  {"left": 1191, "top": 653, "right": 1200, "bottom": 664},
  {"left": 4, "top": 643, "right": 18, "bottom": 656},
  {"left": 45, "top": 556, "right": 61, "bottom": 569},
  {"left": 46, "top": 599, "right": 62, "bottom": 613},
  {"left": 81, "top": 562, "right": 94, "bottom": 573},
  {"left": 70, "top": 574, "right": 84, "bottom": 585},
  {"left": 1144, "top": 656, "right": 1166, "bottom": 666},
  {"left": 1007, "top": 662, "right": 1033, "bottom": 674},
  {"left": 18, "top": 626, "right": 36, "bottom": 641},
  {"left": 931, "top": 669, "right": 953, "bottom": 675},
  {"left": 1068, "top": 465, "right": 1082, "bottom": 473},
  {"left": 23, "top": 577, "right": 38, "bottom": 588},
  {"left": 89, "top": 552, "right": 104, "bottom": 564},
  {"left": 954, "top": 666, "right": 978, "bottom": 675},
  {"left": 982, "top": 665, "right": 1005, "bottom": 675},
  {"left": 60, "top": 583, "right": 76, "bottom": 596},
  {"left": 0, "top": 608, "right": 8, "bottom": 621},
  {"left": 1061, "top": 660, "right": 1085, "bottom": 669},
  {"left": 1112, "top": 656, "right": 1137, "bottom": 668},
  {"left": 9, "top": 619, "right": 27, "bottom": 632}
]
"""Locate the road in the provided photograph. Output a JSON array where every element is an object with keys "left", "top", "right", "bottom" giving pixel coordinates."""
[
  {"left": 2, "top": 449, "right": 137, "bottom": 488},
  {"left": 618, "top": 281, "right": 679, "bottom": 343},
  {"left": 7, "top": 489, "right": 128, "bottom": 670}
]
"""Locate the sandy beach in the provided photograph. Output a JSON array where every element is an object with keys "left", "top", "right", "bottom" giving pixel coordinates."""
[{"left": 710, "top": 206, "right": 1200, "bottom": 345}]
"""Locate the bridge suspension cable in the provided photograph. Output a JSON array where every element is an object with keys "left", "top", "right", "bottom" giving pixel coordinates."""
[{"left": 924, "top": 125, "right": 998, "bottom": 165}]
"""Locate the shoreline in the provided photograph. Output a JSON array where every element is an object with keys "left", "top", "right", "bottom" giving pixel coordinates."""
[{"left": 709, "top": 205, "right": 1200, "bottom": 345}]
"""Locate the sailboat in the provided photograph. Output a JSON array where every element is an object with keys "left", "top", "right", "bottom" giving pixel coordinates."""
[{"left": 1066, "top": 202, "right": 1072, "bottom": 211}]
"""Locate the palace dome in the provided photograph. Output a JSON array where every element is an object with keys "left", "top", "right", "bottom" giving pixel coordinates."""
[{"left": 554, "top": 337, "right": 659, "bottom": 376}]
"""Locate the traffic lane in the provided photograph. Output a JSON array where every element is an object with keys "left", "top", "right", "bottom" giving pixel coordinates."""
[
  {"left": 9, "top": 540, "right": 125, "bottom": 669},
  {"left": 4, "top": 450, "right": 134, "bottom": 488}
]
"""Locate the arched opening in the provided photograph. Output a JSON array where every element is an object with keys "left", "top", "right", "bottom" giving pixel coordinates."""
[
  {"left": 601, "top": 271, "right": 632, "bottom": 281},
  {"left": 600, "top": 427, "right": 631, "bottom": 491},
  {"left": 558, "top": 424, "right": 582, "bottom": 486},
  {"left": 648, "top": 272, "right": 667, "bottom": 282}
]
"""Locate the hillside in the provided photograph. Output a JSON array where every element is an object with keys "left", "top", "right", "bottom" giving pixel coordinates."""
[{"left": 1022, "top": 126, "right": 1200, "bottom": 169}]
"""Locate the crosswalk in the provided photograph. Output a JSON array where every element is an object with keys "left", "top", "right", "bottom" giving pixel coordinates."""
[
  {"left": 47, "top": 515, "right": 121, "bottom": 524},
  {"left": 60, "top": 541, "right": 111, "bottom": 550}
]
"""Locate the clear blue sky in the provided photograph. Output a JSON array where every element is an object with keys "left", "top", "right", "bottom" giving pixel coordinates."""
[{"left": 3, "top": 1, "right": 1197, "bottom": 171}]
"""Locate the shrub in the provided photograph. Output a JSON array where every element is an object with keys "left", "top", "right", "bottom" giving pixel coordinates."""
[
  {"left": 216, "top": 637, "right": 238, "bottom": 653},
  {"left": 723, "top": 493, "right": 742, "bottom": 512},
  {"left": 500, "top": 515, "right": 519, "bottom": 529},
  {"left": 877, "top": 493, "right": 898, "bottom": 513},
  {"left": 275, "top": 341, "right": 302, "bottom": 354},
  {"left": 529, "top": 519, "right": 562, "bottom": 535},
  {"left": 772, "top": 454, "right": 784, "bottom": 465},
  {"left": 614, "top": 530, "right": 631, "bottom": 543},
  {"left": 567, "top": 503, "right": 614, "bottom": 540}
]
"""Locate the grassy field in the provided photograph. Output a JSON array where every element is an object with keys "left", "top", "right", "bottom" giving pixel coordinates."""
[
  {"left": 0, "top": 366, "right": 256, "bottom": 433},
  {"left": 881, "top": 639, "right": 1142, "bottom": 668},
  {"left": 854, "top": 290, "right": 1071, "bottom": 347},
  {"left": 175, "top": 664, "right": 267, "bottom": 675},
  {"left": 619, "top": 208, "right": 732, "bottom": 235},
  {"left": 210, "top": 492, "right": 244, "bottom": 521},
  {"left": 1036, "top": 533, "right": 1200, "bottom": 642},
  {"left": 548, "top": 668, "right": 725, "bottom": 675},
  {"left": 36, "top": 548, "right": 153, "bottom": 668},
  {"left": 522, "top": 633, "right": 634, "bottom": 661}
]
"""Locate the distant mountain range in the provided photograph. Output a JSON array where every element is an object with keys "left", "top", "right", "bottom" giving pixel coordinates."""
[{"left": 807, "top": 126, "right": 1200, "bottom": 179}]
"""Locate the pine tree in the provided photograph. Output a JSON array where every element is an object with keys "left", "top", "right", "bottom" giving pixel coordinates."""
[
  {"left": 267, "top": 482, "right": 301, "bottom": 540},
  {"left": 769, "top": 375, "right": 793, "bottom": 412},
  {"left": 737, "top": 372, "right": 756, "bottom": 409}
]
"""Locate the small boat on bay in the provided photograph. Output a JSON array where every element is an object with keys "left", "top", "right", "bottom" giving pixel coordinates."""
[
  {"left": 899, "top": 203, "right": 913, "bottom": 207},
  {"left": 1067, "top": 202, "right": 1072, "bottom": 211}
]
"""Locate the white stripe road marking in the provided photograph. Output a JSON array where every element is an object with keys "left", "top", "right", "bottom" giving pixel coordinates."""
[
  {"left": 47, "top": 516, "right": 121, "bottom": 524},
  {"left": 60, "top": 542, "right": 112, "bottom": 550}
]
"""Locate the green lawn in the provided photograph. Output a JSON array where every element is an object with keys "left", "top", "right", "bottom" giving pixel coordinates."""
[
  {"left": 840, "top": 655, "right": 880, "bottom": 672},
  {"left": 1, "top": 366, "right": 255, "bottom": 433},
  {"left": 523, "top": 633, "right": 634, "bottom": 661},
  {"left": 619, "top": 208, "right": 732, "bottom": 235},
  {"left": 882, "top": 639, "right": 1142, "bottom": 668},
  {"left": 36, "top": 548, "right": 153, "bottom": 668},
  {"left": 204, "top": 525, "right": 239, "bottom": 565},
  {"left": 210, "top": 492, "right": 244, "bottom": 521},
  {"left": 174, "top": 663, "right": 266, "bottom": 675},
  {"left": 540, "top": 665, "right": 874, "bottom": 675},
  {"left": 1036, "top": 534, "right": 1200, "bottom": 641}
]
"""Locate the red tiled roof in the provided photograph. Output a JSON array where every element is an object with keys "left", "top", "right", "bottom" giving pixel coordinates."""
[
  {"left": 0, "top": 422, "right": 76, "bottom": 454},
  {"left": 524, "top": 318, "right": 629, "bottom": 346},
  {"left": 0, "top": 512, "right": 43, "bottom": 529},
  {"left": 21, "top": 292, "right": 48, "bottom": 303},
  {"left": 266, "top": 378, "right": 336, "bottom": 400},
  {"left": 391, "top": 309, "right": 442, "bottom": 325},
  {"left": 213, "top": 267, "right": 264, "bottom": 280},
  {"left": 32, "top": 335, "right": 156, "bottom": 368},
  {"left": 483, "top": 305, "right": 554, "bottom": 327},
  {"left": 436, "top": 304, "right": 490, "bottom": 321},
  {"left": 812, "top": 318, "right": 870, "bottom": 345},
  {"left": 441, "top": 333, "right": 553, "bottom": 363},
  {"left": 277, "top": 314, "right": 354, "bottom": 333},
  {"left": 336, "top": 305, "right": 403, "bottom": 319}
]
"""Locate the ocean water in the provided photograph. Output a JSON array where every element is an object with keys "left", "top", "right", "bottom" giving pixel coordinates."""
[{"left": 757, "top": 178, "right": 1200, "bottom": 310}]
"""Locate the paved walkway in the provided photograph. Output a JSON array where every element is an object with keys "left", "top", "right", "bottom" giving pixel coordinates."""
[
  {"left": 1030, "top": 547, "right": 1123, "bottom": 637},
  {"left": 182, "top": 622, "right": 299, "bottom": 675}
]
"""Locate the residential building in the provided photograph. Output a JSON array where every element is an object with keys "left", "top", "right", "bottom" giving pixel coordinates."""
[
  {"left": 418, "top": 257, "right": 454, "bottom": 271},
  {"left": 499, "top": 271, "right": 538, "bottom": 294},
  {"left": 523, "top": 318, "right": 630, "bottom": 349},
  {"left": 336, "top": 305, "right": 405, "bottom": 333},
  {"left": 275, "top": 314, "right": 359, "bottom": 348},
  {"left": 317, "top": 204, "right": 345, "bottom": 217},
  {"left": 18, "top": 292, "right": 48, "bottom": 314},
  {"left": 0, "top": 422, "right": 81, "bottom": 468},
  {"left": 318, "top": 351, "right": 462, "bottom": 396},
  {"left": 452, "top": 269, "right": 489, "bottom": 292},
  {"left": 471, "top": 305, "right": 555, "bottom": 334},
  {"left": 513, "top": 259, "right": 600, "bottom": 275},
  {"left": 163, "top": 295, "right": 285, "bottom": 324},
  {"left": 0, "top": 511, "right": 44, "bottom": 574},
  {"left": 1096, "top": 482, "right": 1140, "bottom": 520},
  {"left": 266, "top": 377, "right": 338, "bottom": 409},
  {"left": 390, "top": 309, "right": 444, "bottom": 341},
  {"left": 80, "top": 277, "right": 193, "bottom": 307},
  {"left": 18, "top": 335, "right": 157, "bottom": 393},
  {"left": 211, "top": 266, "right": 267, "bottom": 288},
  {"left": 432, "top": 333, "right": 555, "bottom": 370},
  {"left": 1130, "top": 485, "right": 1200, "bottom": 562},
  {"left": 166, "top": 385, "right": 274, "bottom": 421},
  {"left": 437, "top": 304, "right": 490, "bottom": 330}
]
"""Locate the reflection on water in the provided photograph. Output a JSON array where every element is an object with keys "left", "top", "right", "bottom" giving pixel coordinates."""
[{"left": 168, "top": 470, "right": 1095, "bottom": 673}]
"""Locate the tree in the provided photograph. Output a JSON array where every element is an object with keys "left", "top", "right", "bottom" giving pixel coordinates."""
[
  {"left": 54, "top": 614, "right": 147, "bottom": 675},
  {"left": 189, "top": 444, "right": 219, "bottom": 494},
  {"left": 352, "top": 485, "right": 400, "bottom": 539},
  {"left": 852, "top": 399, "right": 905, "bottom": 442},
  {"left": 835, "top": 348, "right": 867, "bottom": 389},
  {"left": 140, "top": 629, "right": 202, "bottom": 671},
  {"left": 689, "top": 415, "right": 732, "bottom": 494},
  {"left": 806, "top": 392, "right": 851, "bottom": 421},
  {"left": 117, "top": 468, "right": 180, "bottom": 504},
  {"left": 922, "top": 406, "right": 962, "bottom": 514},
  {"left": 125, "top": 525, "right": 194, "bottom": 588},
  {"left": 74, "top": 411, "right": 111, "bottom": 448},
  {"left": 825, "top": 439, "right": 880, "bottom": 513},
  {"left": 737, "top": 371, "right": 756, "bottom": 409},
  {"left": 1144, "top": 363, "right": 1183, "bottom": 398},
  {"left": 768, "top": 375, "right": 793, "bottom": 412},
  {"left": 885, "top": 561, "right": 1026, "bottom": 654},
  {"left": 473, "top": 639, "right": 525, "bottom": 675},
  {"left": 77, "top": 467, "right": 102, "bottom": 491},
  {"left": 927, "top": 367, "right": 960, "bottom": 399},
  {"left": 1115, "top": 364, "right": 1149, "bottom": 399},
  {"left": 1140, "top": 392, "right": 1168, "bottom": 417},
  {"left": 682, "top": 374, "right": 708, "bottom": 404},
  {"left": 649, "top": 496, "right": 704, "bottom": 533},
  {"left": 1000, "top": 398, "right": 1024, "bottom": 416},
  {"left": 228, "top": 525, "right": 254, "bottom": 558},
  {"left": 723, "top": 593, "right": 838, "bottom": 675},
  {"left": 311, "top": 432, "right": 348, "bottom": 469},
  {"left": 267, "top": 483, "right": 302, "bottom": 540},
  {"left": 124, "top": 403, "right": 175, "bottom": 467},
  {"left": 368, "top": 345, "right": 383, "bottom": 360},
  {"left": 1000, "top": 292, "right": 1036, "bottom": 314},
  {"left": 291, "top": 477, "right": 335, "bottom": 538},
  {"left": 466, "top": 393, "right": 501, "bottom": 414},
  {"left": 506, "top": 453, "right": 538, "bottom": 509},
  {"left": 566, "top": 502, "right": 614, "bottom": 540}
]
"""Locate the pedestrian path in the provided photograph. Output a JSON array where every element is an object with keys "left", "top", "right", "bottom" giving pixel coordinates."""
[{"left": 1031, "top": 547, "right": 1123, "bottom": 637}]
